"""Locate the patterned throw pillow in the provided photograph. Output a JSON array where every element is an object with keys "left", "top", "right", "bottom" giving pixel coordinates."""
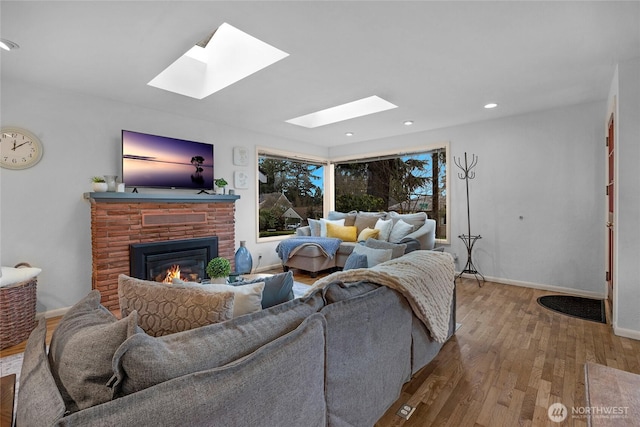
[{"left": 118, "top": 275, "right": 235, "bottom": 337}]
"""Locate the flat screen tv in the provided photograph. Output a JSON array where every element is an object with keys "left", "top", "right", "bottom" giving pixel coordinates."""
[{"left": 122, "top": 130, "right": 214, "bottom": 190}]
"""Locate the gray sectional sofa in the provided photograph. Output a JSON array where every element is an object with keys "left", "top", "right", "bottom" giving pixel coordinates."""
[
  {"left": 280, "top": 210, "right": 437, "bottom": 277},
  {"left": 17, "top": 252, "right": 455, "bottom": 427}
]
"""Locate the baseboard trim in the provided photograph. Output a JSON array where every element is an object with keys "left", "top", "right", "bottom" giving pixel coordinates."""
[
  {"left": 37, "top": 306, "right": 69, "bottom": 320},
  {"left": 613, "top": 325, "right": 640, "bottom": 340},
  {"left": 458, "top": 273, "right": 607, "bottom": 299}
]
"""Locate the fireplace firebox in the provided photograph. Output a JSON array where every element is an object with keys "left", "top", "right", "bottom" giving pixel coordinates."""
[{"left": 130, "top": 237, "right": 218, "bottom": 283}]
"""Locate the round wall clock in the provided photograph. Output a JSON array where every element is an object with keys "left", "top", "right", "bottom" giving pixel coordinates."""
[{"left": 0, "top": 127, "right": 44, "bottom": 170}]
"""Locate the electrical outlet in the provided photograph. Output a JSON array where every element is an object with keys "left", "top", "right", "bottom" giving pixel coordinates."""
[
  {"left": 396, "top": 404, "right": 416, "bottom": 420},
  {"left": 452, "top": 253, "right": 458, "bottom": 262},
  {"left": 258, "top": 253, "right": 263, "bottom": 260}
]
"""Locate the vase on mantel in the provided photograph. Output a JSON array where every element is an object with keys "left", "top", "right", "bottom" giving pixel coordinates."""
[
  {"left": 234, "top": 241, "right": 253, "bottom": 274},
  {"left": 104, "top": 175, "right": 118, "bottom": 192}
]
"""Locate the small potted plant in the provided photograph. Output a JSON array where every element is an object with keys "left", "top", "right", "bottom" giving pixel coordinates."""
[
  {"left": 91, "top": 176, "right": 108, "bottom": 192},
  {"left": 214, "top": 178, "right": 228, "bottom": 195},
  {"left": 206, "top": 257, "right": 231, "bottom": 284}
]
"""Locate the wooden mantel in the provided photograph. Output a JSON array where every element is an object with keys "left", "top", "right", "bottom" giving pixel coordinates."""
[{"left": 85, "top": 192, "right": 240, "bottom": 310}]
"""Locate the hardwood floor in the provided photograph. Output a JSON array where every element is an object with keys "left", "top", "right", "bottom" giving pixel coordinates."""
[
  {"left": 376, "top": 277, "right": 640, "bottom": 427},
  {"left": 3, "top": 271, "right": 640, "bottom": 426}
]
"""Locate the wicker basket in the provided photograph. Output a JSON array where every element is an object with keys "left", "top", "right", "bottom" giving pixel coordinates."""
[{"left": 0, "top": 273, "right": 38, "bottom": 350}]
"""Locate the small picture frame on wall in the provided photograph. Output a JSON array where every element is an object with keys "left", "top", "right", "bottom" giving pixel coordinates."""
[
  {"left": 234, "top": 170, "right": 249, "bottom": 189},
  {"left": 233, "top": 146, "right": 249, "bottom": 166}
]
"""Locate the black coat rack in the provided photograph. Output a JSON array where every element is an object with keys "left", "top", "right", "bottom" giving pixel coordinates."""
[{"left": 454, "top": 152, "right": 485, "bottom": 286}]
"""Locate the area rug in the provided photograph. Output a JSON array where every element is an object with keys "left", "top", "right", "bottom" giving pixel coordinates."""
[{"left": 537, "top": 295, "right": 606, "bottom": 324}]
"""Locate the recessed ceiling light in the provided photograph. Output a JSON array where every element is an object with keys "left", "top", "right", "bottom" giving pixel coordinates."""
[
  {"left": 403, "top": 120, "right": 414, "bottom": 126},
  {"left": 286, "top": 95, "right": 398, "bottom": 128},
  {"left": 484, "top": 103, "right": 498, "bottom": 109},
  {"left": 345, "top": 132, "right": 354, "bottom": 137},
  {"left": 0, "top": 39, "right": 19, "bottom": 51},
  {"left": 148, "top": 23, "right": 289, "bottom": 99}
]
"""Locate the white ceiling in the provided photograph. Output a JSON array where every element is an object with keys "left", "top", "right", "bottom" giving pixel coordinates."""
[{"left": 1, "top": 1, "right": 639, "bottom": 148}]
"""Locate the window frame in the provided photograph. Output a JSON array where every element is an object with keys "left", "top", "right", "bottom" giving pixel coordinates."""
[
  {"left": 255, "top": 142, "right": 450, "bottom": 245},
  {"left": 329, "top": 141, "right": 450, "bottom": 244},
  {"left": 256, "top": 146, "right": 330, "bottom": 243}
]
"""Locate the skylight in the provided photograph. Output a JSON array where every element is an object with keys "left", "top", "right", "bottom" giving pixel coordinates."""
[
  {"left": 286, "top": 96, "right": 398, "bottom": 128},
  {"left": 148, "top": 23, "right": 289, "bottom": 99}
]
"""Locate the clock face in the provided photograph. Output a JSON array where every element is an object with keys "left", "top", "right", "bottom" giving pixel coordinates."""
[{"left": 0, "top": 127, "right": 44, "bottom": 170}]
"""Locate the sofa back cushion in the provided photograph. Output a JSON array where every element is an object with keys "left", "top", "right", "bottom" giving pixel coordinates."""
[
  {"left": 16, "top": 319, "right": 66, "bottom": 426},
  {"left": 111, "top": 289, "right": 326, "bottom": 396},
  {"left": 48, "top": 290, "right": 141, "bottom": 412},
  {"left": 63, "top": 314, "right": 328, "bottom": 427},
  {"left": 327, "top": 210, "right": 357, "bottom": 226},
  {"left": 353, "top": 213, "right": 384, "bottom": 235},
  {"left": 321, "top": 286, "right": 412, "bottom": 426},
  {"left": 118, "top": 274, "right": 235, "bottom": 337},
  {"left": 323, "top": 280, "right": 380, "bottom": 303}
]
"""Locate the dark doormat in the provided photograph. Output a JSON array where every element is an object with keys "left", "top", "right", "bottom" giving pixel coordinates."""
[{"left": 537, "top": 295, "right": 606, "bottom": 324}]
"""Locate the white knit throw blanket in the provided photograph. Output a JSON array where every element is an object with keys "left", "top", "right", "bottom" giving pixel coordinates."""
[{"left": 306, "top": 250, "right": 455, "bottom": 343}]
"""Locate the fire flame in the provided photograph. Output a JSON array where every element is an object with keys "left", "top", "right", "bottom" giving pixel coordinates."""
[{"left": 163, "top": 265, "right": 181, "bottom": 284}]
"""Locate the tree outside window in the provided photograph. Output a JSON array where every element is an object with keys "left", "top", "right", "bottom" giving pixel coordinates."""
[
  {"left": 334, "top": 148, "right": 447, "bottom": 240},
  {"left": 258, "top": 152, "right": 325, "bottom": 238}
]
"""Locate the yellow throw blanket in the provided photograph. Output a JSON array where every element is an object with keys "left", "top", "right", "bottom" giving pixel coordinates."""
[{"left": 305, "top": 250, "right": 455, "bottom": 343}]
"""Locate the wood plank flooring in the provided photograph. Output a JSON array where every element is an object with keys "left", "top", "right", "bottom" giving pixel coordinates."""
[
  {"left": 3, "top": 271, "right": 640, "bottom": 426},
  {"left": 376, "top": 277, "right": 640, "bottom": 427}
]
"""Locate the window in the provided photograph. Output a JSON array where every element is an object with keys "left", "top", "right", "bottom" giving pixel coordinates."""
[
  {"left": 257, "top": 149, "right": 326, "bottom": 240},
  {"left": 333, "top": 144, "right": 449, "bottom": 242}
]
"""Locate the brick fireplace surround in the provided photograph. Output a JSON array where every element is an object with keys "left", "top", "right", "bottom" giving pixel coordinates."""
[{"left": 87, "top": 193, "right": 239, "bottom": 311}]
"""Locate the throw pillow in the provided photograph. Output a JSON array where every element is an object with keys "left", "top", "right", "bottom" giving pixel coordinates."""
[
  {"left": 374, "top": 218, "right": 394, "bottom": 242},
  {"left": 357, "top": 227, "right": 380, "bottom": 241},
  {"left": 388, "top": 219, "right": 415, "bottom": 243},
  {"left": 48, "top": 290, "right": 140, "bottom": 412},
  {"left": 354, "top": 215, "right": 380, "bottom": 235},
  {"left": 326, "top": 223, "right": 357, "bottom": 242},
  {"left": 319, "top": 218, "right": 345, "bottom": 237},
  {"left": 0, "top": 265, "right": 41, "bottom": 287},
  {"left": 307, "top": 218, "right": 321, "bottom": 237},
  {"left": 237, "top": 271, "right": 295, "bottom": 309},
  {"left": 343, "top": 252, "right": 368, "bottom": 270},
  {"left": 352, "top": 244, "right": 393, "bottom": 267},
  {"left": 118, "top": 275, "right": 235, "bottom": 337},
  {"left": 197, "top": 282, "right": 264, "bottom": 318},
  {"left": 364, "top": 238, "right": 407, "bottom": 259}
]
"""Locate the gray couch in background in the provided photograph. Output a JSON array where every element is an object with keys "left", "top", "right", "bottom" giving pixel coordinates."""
[
  {"left": 17, "top": 257, "right": 455, "bottom": 427},
  {"left": 284, "top": 210, "right": 437, "bottom": 276}
]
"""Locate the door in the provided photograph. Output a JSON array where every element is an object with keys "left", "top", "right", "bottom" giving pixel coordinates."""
[{"left": 606, "top": 114, "right": 615, "bottom": 317}]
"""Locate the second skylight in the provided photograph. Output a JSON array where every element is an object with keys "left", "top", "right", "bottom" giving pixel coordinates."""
[{"left": 286, "top": 95, "right": 398, "bottom": 128}]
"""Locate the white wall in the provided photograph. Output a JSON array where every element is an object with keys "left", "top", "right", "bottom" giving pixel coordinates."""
[
  {"left": 609, "top": 58, "right": 640, "bottom": 338},
  {"left": 331, "top": 101, "right": 607, "bottom": 297},
  {"left": 0, "top": 78, "right": 327, "bottom": 313}
]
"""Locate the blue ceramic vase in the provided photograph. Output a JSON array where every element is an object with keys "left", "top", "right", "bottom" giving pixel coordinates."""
[{"left": 234, "top": 241, "right": 253, "bottom": 274}]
